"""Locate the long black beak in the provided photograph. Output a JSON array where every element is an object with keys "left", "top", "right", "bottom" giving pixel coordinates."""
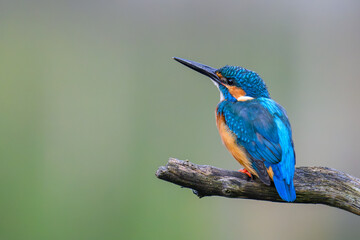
[{"left": 173, "top": 57, "right": 221, "bottom": 85}]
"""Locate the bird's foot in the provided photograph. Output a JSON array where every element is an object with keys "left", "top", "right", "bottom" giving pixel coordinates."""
[{"left": 238, "top": 168, "right": 252, "bottom": 178}]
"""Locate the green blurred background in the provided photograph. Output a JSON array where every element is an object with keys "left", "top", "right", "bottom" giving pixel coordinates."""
[{"left": 1, "top": 0, "right": 359, "bottom": 239}]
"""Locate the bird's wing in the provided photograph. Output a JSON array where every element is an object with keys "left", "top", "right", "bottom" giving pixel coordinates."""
[{"left": 217, "top": 98, "right": 295, "bottom": 188}]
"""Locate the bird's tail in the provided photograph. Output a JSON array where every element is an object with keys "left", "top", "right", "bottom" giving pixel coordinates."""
[{"left": 271, "top": 164, "right": 296, "bottom": 202}]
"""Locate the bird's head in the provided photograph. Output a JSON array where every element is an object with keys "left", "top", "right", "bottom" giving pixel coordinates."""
[{"left": 174, "top": 57, "right": 270, "bottom": 102}]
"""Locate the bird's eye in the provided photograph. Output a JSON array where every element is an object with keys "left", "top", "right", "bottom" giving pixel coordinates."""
[{"left": 227, "top": 78, "right": 234, "bottom": 85}]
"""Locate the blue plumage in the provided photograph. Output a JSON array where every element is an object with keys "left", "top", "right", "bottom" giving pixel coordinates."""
[
  {"left": 218, "top": 66, "right": 270, "bottom": 98},
  {"left": 217, "top": 98, "right": 296, "bottom": 202},
  {"left": 217, "top": 68, "right": 296, "bottom": 202},
  {"left": 173, "top": 57, "right": 296, "bottom": 202}
]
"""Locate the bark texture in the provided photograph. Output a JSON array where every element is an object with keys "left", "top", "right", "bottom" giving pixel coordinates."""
[{"left": 156, "top": 158, "right": 360, "bottom": 216}]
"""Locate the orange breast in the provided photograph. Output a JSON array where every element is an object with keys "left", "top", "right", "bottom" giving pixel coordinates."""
[{"left": 215, "top": 113, "right": 257, "bottom": 176}]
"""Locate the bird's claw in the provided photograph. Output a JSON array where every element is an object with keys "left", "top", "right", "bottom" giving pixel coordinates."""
[{"left": 238, "top": 168, "right": 252, "bottom": 178}]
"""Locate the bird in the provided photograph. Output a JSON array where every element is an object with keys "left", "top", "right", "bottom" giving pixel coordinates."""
[{"left": 173, "top": 57, "right": 296, "bottom": 202}]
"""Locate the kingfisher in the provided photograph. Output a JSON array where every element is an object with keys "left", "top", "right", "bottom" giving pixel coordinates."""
[{"left": 174, "top": 57, "right": 296, "bottom": 202}]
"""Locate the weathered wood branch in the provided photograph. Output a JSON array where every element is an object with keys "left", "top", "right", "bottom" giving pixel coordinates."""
[{"left": 156, "top": 158, "right": 360, "bottom": 216}]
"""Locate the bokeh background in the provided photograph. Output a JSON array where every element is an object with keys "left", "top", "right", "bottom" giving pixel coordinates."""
[{"left": 1, "top": 0, "right": 360, "bottom": 239}]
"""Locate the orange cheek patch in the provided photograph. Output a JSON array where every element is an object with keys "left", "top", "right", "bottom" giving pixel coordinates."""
[
  {"left": 215, "top": 72, "right": 247, "bottom": 100},
  {"left": 227, "top": 86, "right": 246, "bottom": 99}
]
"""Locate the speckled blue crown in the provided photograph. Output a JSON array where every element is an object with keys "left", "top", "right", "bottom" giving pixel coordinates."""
[{"left": 219, "top": 65, "right": 270, "bottom": 98}]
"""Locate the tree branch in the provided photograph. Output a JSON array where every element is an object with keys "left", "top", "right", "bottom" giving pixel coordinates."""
[{"left": 156, "top": 158, "right": 360, "bottom": 216}]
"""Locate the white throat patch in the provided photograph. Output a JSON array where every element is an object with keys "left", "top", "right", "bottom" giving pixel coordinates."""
[{"left": 212, "top": 81, "right": 225, "bottom": 101}]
